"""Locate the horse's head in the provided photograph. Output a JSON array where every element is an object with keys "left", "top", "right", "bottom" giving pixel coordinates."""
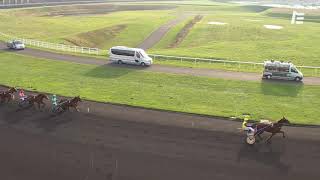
[
  {"left": 75, "top": 96, "right": 82, "bottom": 102},
  {"left": 36, "top": 94, "right": 49, "bottom": 100},
  {"left": 278, "top": 117, "right": 290, "bottom": 125},
  {"left": 9, "top": 87, "right": 17, "bottom": 93},
  {"left": 44, "top": 94, "right": 49, "bottom": 100}
]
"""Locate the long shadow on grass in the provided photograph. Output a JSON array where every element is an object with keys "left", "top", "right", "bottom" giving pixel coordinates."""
[
  {"left": 85, "top": 63, "right": 146, "bottom": 79},
  {"left": 260, "top": 80, "right": 304, "bottom": 97}
]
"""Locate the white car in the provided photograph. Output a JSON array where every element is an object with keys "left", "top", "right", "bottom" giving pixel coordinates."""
[
  {"left": 109, "top": 46, "right": 152, "bottom": 66},
  {"left": 7, "top": 40, "right": 25, "bottom": 50}
]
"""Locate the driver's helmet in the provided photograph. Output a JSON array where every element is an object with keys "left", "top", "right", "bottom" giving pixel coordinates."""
[
  {"left": 52, "top": 94, "right": 57, "bottom": 100},
  {"left": 243, "top": 114, "right": 250, "bottom": 121}
]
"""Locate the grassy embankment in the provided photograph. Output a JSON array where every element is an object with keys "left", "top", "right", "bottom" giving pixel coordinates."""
[
  {"left": 0, "top": 4, "right": 175, "bottom": 48},
  {"left": 149, "top": 5, "right": 320, "bottom": 76},
  {"left": 0, "top": 52, "right": 319, "bottom": 125}
]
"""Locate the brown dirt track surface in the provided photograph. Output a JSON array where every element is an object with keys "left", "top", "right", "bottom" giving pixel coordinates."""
[
  {"left": 1, "top": 42, "right": 320, "bottom": 85},
  {"left": 0, "top": 86, "right": 320, "bottom": 180}
]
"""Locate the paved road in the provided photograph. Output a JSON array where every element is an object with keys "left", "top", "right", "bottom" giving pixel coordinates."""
[
  {"left": 0, "top": 87, "right": 319, "bottom": 180},
  {"left": 1, "top": 43, "right": 320, "bottom": 85},
  {"left": 138, "top": 15, "right": 188, "bottom": 50}
]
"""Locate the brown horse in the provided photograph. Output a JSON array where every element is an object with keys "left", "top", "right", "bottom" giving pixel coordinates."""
[
  {"left": 255, "top": 117, "right": 290, "bottom": 143},
  {"left": 0, "top": 87, "right": 17, "bottom": 103},
  {"left": 59, "top": 96, "right": 82, "bottom": 112},
  {"left": 27, "top": 94, "right": 49, "bottom": 109}
]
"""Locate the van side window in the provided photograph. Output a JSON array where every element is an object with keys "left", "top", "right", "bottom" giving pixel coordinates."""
[
  {"left": 111, "top": 49, "right": 135, "bottom": 57},
  {"left": 136, "top": 52, "right": 141, "bottom": 58},
  {"left": 278, "top": 66, "right": 289, "bottom": 72}
]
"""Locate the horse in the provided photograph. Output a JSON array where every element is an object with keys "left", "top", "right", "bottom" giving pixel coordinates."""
[
  {"left": 58, "top": 96, "right": 82, "bottom": 112},
  {"left": 255, "top": 117, "right": 290, "bottom": 143},
  {"left": 0, "top": 87, "right": 17, "bottom": 103},
  {"left": 27, "top": 94, "right": 49, "bottom": 109}
]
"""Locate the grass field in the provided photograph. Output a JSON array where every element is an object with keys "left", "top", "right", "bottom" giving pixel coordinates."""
[
  {"left": 0, "top": 52, "right": 319, "bottom": 125},
  {"left": 150, "top": 7, "right": 320, "bottom": 67},
  {"left": 1, "top": 2, "right": 320, "bottom": 69},
  {"left": 0, "top": 4, "right": 175, "bottom": 48}
]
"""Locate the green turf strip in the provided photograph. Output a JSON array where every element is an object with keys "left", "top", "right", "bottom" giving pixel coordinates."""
[{"left": 0, "top": 52, "right": 319, "bottom": 125}]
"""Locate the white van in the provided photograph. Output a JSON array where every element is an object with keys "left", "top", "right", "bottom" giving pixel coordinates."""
[
  {"left": 109, "top": 46, "right": 153, "bottom": 66},
  {"left": 263, "top": 60, "right": 303, "bottom": 81}
]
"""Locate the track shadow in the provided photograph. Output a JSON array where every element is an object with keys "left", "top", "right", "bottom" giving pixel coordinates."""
[
  {"left": 260, "top": 79, "right": 304, "bottom": 97},
  {"left": 237, "top": 140, "right": 290, "bottom": 174},
  {"left": 32, "top": 112, "right": 74, "bottom": 132},
  {"left": 15, "top": 104, "right": 34, "bottom": 112},
  {"left": 85, "top": 63, "right": 145, "bottom": 79},
  {"left": 2, "top": 105, "right": 41, "bottom": 124}
]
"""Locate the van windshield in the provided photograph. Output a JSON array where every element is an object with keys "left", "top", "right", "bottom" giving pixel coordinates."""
[
  {"left": 139, "top": 50, "right": 148, "bottom": 58},
  {"left": 15, "top": 41, "right": 23, "bottom": 44},
  {"left": 291, "top": 67, "right": 298, "bottom": 73}
]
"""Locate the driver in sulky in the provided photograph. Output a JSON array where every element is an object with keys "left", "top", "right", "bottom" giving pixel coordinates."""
[{"left": 242, "top": 114, "right": 256, "bottom": 134}]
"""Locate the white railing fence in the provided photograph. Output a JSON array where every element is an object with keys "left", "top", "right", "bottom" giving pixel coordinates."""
[
  {"left": 149, "top": 54, "right": 320, "bottom": 74},
  {"left": 149, "top": 54, "right": 264, "bottom": 66},
  {"left": 0, "top": 32, "right": 101, "bottom": 55},
  {"left": 0, "top": 32, "right": 319, "bottom": 75}
]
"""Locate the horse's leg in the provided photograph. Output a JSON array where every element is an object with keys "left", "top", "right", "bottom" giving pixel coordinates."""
[
  {"left": 278, "top": 130, "right": 285, "bottom": 138},
  {"left": 41, "top": 100, "right": 46, "bottom": 108},
  {"left": 266, "top": 133, "right": 275, "bottom": 143},
  {"left": 258, "top": 134, "right": 263, "bottom": 141},
  {"left": 74, "top": 106, "right": 80, "bottom": 112}
]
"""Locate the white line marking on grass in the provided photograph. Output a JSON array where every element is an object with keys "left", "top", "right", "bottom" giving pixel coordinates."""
[
  {"left": 208, "top": 22, "right": 228, "bottom": 25},
  {"left": 264, "top": 25, "right": 283, "bottom": 30},
  {"left": 245, "top": 19, "right": 262, "bottom": 22}
]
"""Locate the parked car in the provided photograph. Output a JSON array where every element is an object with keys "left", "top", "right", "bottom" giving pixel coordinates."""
[
  {"left": 109, "top": 46, "right": 152, "bottom": 66},
  {"left": 7, "top": 40, "right": 25, "bottom": 50},
  {"left": 263, "top": 60, "right": 303, "bottom": 81}
]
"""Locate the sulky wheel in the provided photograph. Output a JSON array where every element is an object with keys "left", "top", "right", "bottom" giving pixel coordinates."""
[{"left": 246, "top": 135, "right": 256, "bottom": 145}]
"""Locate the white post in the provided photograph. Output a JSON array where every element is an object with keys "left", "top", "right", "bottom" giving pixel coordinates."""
[
  {"left": 291, "top": 11, "right": 296, "bottom": 24},
  {"left": 292, "top": 11, "right": 305, "bottom": 25}
]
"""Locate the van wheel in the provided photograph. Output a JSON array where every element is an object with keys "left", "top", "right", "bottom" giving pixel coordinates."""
[
  {"left": 117, "top": 60, "right": 123, "bottom": 64},
  {"left": 295, "top": 77, "right": 301, "bottom": 82},
  {"left": 141, "top": 62, "right": 146, "bottom": 66},
  {"left": 266, "top": 75, "right": 271, "bottom": 80}
]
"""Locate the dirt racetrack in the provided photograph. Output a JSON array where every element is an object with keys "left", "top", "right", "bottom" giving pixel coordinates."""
[{"left": 0, "top": 86, "right": 319, "bottom": 180}]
